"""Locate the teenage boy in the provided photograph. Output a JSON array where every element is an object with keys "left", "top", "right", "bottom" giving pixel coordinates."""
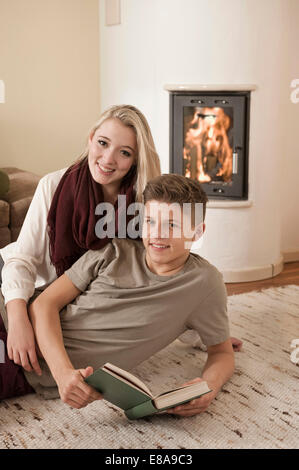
[{"left": 0, "top": 175, "right": 234, "bottom": 417}]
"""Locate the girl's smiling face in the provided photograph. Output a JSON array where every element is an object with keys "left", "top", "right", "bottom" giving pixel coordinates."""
[{"left": 88, "top": 118, "right": 137, "bottom": 193}]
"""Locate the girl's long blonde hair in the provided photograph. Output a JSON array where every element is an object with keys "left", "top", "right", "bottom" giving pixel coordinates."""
[{"left": 76, "top": 105, "right": 161, "bottom": 202}]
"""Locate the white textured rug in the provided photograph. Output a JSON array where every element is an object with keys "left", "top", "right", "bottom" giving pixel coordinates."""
[{"left": 0, "top": 285, "right": 298, "bottom": 449}]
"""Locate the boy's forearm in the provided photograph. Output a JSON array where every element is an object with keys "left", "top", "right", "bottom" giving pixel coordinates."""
[
  {"left": 201, "top": 352, "right": 235, "bottom": 392},
  {"left": 29, "top": 299, "right": 74, "bottom": 382}
]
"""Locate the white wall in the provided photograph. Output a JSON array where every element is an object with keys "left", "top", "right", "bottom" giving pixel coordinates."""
[
  {"left": 99, "top": 0, "right": 299, "bottom": 274},
  {"left": 0, "top": 0, "right": 101, "bottom": 176},
  {"left": 280, "top": 0, "right": 299, "bottom": 256}
]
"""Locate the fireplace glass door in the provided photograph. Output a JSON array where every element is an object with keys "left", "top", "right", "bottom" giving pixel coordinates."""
[{"left": 170, "top": 92, "right": 250, "bottom": 199}]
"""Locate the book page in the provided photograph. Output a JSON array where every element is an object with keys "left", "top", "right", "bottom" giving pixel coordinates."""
[
  {"left": 157, "top": 384, "right": 194, "bottom": 397},
  {"left": 153, "top": 381, "right": 211, "bottom": 409},
  {"left": 103, "top": 363, "right": 152, "bottom": 397}
]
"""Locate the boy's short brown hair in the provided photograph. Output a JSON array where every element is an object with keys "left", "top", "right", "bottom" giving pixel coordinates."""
[{"left": 143, "top": 174, "right": 208, "bottom": 223}]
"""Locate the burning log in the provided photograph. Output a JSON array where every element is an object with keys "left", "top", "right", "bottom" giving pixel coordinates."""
[{"left": 184, "top": 107, "right": 233, "bottom": 183}]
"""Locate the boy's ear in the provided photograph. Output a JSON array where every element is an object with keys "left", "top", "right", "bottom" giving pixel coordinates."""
[{"left": 193, "top": 222, "right": 205, "bottom": 241}]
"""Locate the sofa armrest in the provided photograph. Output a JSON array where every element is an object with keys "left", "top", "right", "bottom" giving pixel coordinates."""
[
  {"left": 0, "top": 199, "right": 11, "bottom": 248},
  {"left": 0, "top": 167, "right": 41, "bottom": 246}
]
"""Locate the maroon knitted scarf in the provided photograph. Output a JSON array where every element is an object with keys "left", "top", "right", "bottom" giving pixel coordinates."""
[{"left": 47, "top": 159, "right": 136, "bottom": 276}]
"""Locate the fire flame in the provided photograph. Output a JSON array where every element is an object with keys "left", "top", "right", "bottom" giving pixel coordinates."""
[{"left": 184, "top": 107, "right": 233, "bottom": 183}]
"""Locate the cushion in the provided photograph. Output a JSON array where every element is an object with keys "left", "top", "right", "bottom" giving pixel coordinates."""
[
  {"left": 0, "top": 227, "right": 11, "bottom": 248},
  {"left": 10, "top": 196, "right": 35, "bottom": 231},
  {"left": 0, "top": 170, "right": 10, "bottom": 198},
  {"left": 0, "top": 200, "right": 9, "bottom": 228},
  {"left": 0, "top": 167, "right": 41, "bottom": 246},
  {"left": 0, "top": 167, "right": 40, "bottom": 204}
]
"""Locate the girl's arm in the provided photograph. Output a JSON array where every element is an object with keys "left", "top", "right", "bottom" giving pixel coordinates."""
[
  {"left": 2, "top": 170, "right": 66, "bottom": 373},
  {"left": 6, "top": 299, "right": 42, "bottom": 375},
  {"left": 28, "top": 274, "right": 102, "bottom": 408}
]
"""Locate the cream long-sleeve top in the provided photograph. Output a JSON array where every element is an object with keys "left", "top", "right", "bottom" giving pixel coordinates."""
[{"left": 0, "top": 168, "right": 67, "bottom": 305}]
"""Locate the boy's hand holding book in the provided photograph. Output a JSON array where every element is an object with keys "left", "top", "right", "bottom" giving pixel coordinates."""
[
  {"left": 56, "top": 366, "right": 103, "bottom": 409},
  {"left": 166, "top": 377, "right": 218, "bottom": 417}
]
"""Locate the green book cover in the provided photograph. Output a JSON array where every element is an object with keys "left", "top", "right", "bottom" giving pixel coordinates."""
[
  {"left": 85, "top": 367, "right": 151, "bottom": 411},
  {"left": 125, "top": 400, "right": 158, "bottom": 420},
  {"left": 124, "top": 391, "right": 212, "bottom": 420}
]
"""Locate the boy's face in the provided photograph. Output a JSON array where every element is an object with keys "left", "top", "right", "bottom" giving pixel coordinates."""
[{"left": 142, "top": 200, "right": 202, "bottom": 268}]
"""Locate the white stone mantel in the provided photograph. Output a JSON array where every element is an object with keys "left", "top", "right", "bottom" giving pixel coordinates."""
[
  {"left": 207, "top": 200, "right": 253, "bottom": 209},
  {"left": 164, "top": 84, "right": 257, "bottom": 92}
]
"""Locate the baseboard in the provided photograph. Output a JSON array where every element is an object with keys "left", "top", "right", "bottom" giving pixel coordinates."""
[
  {"left": 282, "top": 250, "right": 299, "bottom": 263},
  {"left": 222, "top": 255, "right": 284, "bottom": 283}
]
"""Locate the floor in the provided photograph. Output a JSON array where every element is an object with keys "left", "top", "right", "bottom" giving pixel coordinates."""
[
  {"left": 226, "top": 261, "right": 299, "bottom": 296},
  {"left": 2, "top": 284, "right": 298, "bottom": 449}
]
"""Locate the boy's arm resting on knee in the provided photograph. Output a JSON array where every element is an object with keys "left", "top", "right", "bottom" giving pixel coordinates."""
[
  {"left": 28, "top": 274, "right": 81, "bottom": 381},
  {"left": 167, "top": 338, "right": 234, "bottom": 417}
]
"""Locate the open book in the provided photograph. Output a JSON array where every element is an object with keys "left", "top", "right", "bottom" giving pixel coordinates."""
[{"left": 84, "top": 362, "right": 212, "bottom": 420}]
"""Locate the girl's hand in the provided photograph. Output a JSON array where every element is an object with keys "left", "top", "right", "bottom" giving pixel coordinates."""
[
  {"left": 56, "top": 366, "right": 103, "bottom": 409},
  {"left": 166, "top": 378, "right": 218, "bottom": 417},
  {"left": 7, "top": 306, "right": 42, "bottom": 376}
]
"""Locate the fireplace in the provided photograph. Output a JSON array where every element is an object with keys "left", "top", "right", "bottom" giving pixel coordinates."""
[{"left": 169, "top": 91, "right": 250, "bottom": 199}]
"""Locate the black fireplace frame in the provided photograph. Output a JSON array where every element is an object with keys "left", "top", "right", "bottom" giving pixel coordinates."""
[{"left": 169, "top": 91, "right": 250, "bottom": 200}]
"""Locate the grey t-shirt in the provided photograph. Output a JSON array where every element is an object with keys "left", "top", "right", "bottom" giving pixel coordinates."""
[{"left": 22, "top": 238, "right": 230, "bottom": 398}]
